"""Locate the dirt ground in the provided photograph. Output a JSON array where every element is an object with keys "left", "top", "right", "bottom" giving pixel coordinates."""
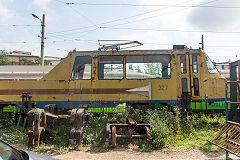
[{"left": 53, "top": 148, "right": 239, "bottom": 160}]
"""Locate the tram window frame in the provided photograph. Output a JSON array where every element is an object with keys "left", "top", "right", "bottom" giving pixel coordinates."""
[
  {"left": 193, "top": 78, "right": 200, "bottom": 96},
  {"left": 192, "top": 55, "right": 198, "bottom": 73},
  {"left": 125, "top": 54, "right": 171, "bottom": 79},
  {"left": 98, "top": 56, "right": 124, "bottom": 80},
  {"left": 180, "top": 56, "right": 187, "bottom": 74},
  {"left": 182, "top": 78, "right": 188, "bottom": 93},
  {"left": 71, "top": 56, "right": 92, "bottom": 80}
]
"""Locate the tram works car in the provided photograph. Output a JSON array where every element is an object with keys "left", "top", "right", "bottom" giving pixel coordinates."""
[{"left": 0, "top": 46, "right": 227, "bottom": 112}]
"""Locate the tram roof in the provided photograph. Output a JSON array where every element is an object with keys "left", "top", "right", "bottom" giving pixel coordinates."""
[{"left": 70, "top": 49, "right": 202, "bottom": 54}]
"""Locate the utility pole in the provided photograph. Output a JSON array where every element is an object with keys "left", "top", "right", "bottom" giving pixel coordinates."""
[
  {"left": 40, "top": 14, "right": 45, "bottom": 66},
  {"left": 199, "top": 35, "right": 204, "bottom": 50},
  {"left": 32, "top": 13, "right": 45, "bottom": 66}
]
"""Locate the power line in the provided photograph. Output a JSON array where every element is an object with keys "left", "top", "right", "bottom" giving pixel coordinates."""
[
  {"left": 0, "top": 41, "right": 39, "bottom": 44},
  {"left": 46, "top": 28, "right": 99, "bottom": 38},
  {"left": 100, "top": 26, "right": 240, "bottom": 34},
  {"left": 100, "top": 0, "right": 220, "bottom": 29},
  {"left": 67, "top": 5, "right": 99, "bottom": 28},
  {"left": 2, "top": 40, "right": 240, "bottom": 48},
  {"left": 62, "top": 2, "right": 240, "bottom": 9},
  {"left": 141, "top": 42, "right": 240, "bottom": 48},
  {"left": 50, "top": 0, "right": 194, "bottom": 34},
  {"left": 0, "top": 24, "right": 40, "bottom": 27},
  {"left": 16, "top": 37, "right": 39, "bottom": 51},
  {"left": 51, "top": 0, "right": 219, "bottom": 36}
]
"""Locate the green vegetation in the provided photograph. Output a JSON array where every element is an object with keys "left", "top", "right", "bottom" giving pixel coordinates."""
[
  {"left": 0, "top": 50, "right": 10, "bottom": 65},
  {"left": 81, "top": 108, "right": 225, "bottom": 152},
  {"left": 0, "top": 50, "right": 51, "bottom": 66},
  {"left": 19, "top": 57, "right": 51, "bottom": 65},
  {"left": 0, "top": 108, "right": 225, "bottom": 154},
  {"left": 34, "top": 58, "right": 51, "bottom": 66}
]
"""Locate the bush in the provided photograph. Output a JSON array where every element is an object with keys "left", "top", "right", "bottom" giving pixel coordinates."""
[
  {"left": 82, "top": 113, "right": 109, "bottom": 147},
  {"left": 149, "top": 116, "right": 171, "bottom": 149}
]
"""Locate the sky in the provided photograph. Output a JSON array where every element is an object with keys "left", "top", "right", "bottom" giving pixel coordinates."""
[{"left": 1, "top": 0, "right": 240, "bottom": 62}]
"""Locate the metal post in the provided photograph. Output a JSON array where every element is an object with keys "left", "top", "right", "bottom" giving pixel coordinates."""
[
  {"left": 225, "top": 83, "right": 228, "bottom": 121},
  {"left": 225, "top": 83, "right": 229, "bottom": 159},
  {"left": 230, "top": 63, "right": 237, "bottom": 120},
  {"left": 40, "top": 14, "right": 45, "bottom": 66},
  {"left": 199, "top": 35, "right": 204, "bottom": 50}
]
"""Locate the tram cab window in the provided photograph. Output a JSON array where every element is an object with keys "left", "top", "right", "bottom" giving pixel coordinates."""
[
  {"left": 71, "top": 56, "right": 91, "bottom": 80},
  {"left": 180, "top": 56, "right": 186, "bottom": 73},
  {"left": 126, "top": 55, "right": 171, "bottom": 79},
  {"left": 98, "top": 56, "right": 123, "bottom": 79},
  {"left": 206, "top": 56, "right": 218, "bottom": 74},
  {"left": 192, "top": 56, "right": 198, "bottom": 73}
]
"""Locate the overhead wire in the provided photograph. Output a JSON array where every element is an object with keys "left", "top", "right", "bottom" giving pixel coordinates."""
[
  {"left": 139, "top": 42, "right": 240, "bottom": 48},
  {"left": 99, "top": 26, "right": 240, "bottom": 34},
  {"left": 100, "top": 0, "right": 220, "bottom": 29},
  {"left": 50, "top": 0, "right": 195, "bottom": 34},
  {"left": 0, "top": 24, "right": 40, "bottom": 27},
  {"left": 50, "top": 0, "right": 220, "bottom": 37},
  {"left": 4, "top": 0, "right": 235, "bottom": 56},
  {"left": 60, "top": 2, "right": 240, "bottom": 9},
  {"left": 17, "top": 37, "right": 40, "bottom": 51},
  {"left": 67, "top": 5, "right": 99, "bottom": 28}
]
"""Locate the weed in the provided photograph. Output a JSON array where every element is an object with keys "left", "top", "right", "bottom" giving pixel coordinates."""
[
  {"left": 0, "top": 125, "right": 27, "bottom": 145},
  {"left": 0, "top": 107, "right": 226, "bottom": 154}
]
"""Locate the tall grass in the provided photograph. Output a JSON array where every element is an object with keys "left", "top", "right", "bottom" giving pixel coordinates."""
[{"left": 0, "top": 108, "right": 225, "bottom": 153}]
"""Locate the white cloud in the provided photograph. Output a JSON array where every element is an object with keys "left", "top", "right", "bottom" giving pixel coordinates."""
[
  {"left": 188, "top": 0, "right": 240, "bottom": 30},
  {"left": 0, "top": 1, "right": 14, "bottom": 24},
  {"left": 33, "top": 0, "right": 51, "bottom": 9}
]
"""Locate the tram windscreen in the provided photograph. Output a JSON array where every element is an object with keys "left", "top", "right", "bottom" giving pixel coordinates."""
[
  {"left": 206, "top": 56, "right": 218, "bottom": 74},
  {"left": 71, "top": 56, "right": 91, "bottom": 80},
  {"left": 126, "top": 55, "right": 171, "bottom": 79}
]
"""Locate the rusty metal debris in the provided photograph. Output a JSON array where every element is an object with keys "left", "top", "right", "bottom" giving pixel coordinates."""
[
  {"left": 27, "top": 108, "right": 46, "bottom": 148},
  {"left": 105, "top": 118, "right": 150, "bottom": 147},
  {"left": 27, "top": 104, "right": 89, "bottom": 148},
  {"left": 69, "top": 108, "right": 85, "bottom": 147},
  {"left": 207, "top": 121, "right": 240, "bottom": 158},
  {"left": 17, "top": 93, "right": 33, "bottom": 129}
]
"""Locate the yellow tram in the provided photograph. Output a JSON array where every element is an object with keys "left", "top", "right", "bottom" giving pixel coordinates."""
[{"left": 0, "top": 45, "right": 227, "bottom": 112}]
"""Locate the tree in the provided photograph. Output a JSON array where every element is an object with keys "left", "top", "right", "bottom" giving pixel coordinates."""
[
  {"left": 34, "top": 58, "right": 51, "bottom": 65},
  {"left": 34, "top": 58, "right": 40, "bottom": 65},
  {"left": 20, "top": 58, "right": 35, "bottom": 65},
  {"left": 0, "top": 50, "right": 10, "bottom": 65},
  {"left": 44, "top": 59, "right": 51, "bottom": 65}
]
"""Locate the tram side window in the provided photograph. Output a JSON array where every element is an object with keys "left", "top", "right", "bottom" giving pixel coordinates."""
[
  {"left": 180, "top": 56, "right": 186, "bottom": 74},
  {"left": 182, "top": 78, "right": 188, "bottom": 93},
  {"left": 193, "top": 78, "right": 200, "bottom": 96},
  {"left": 98, "top": 56, "right": 123, "bottom": 79},
  {"left": 126, "top": 55, "right": 171, "bottom": 79},
  {"left": 192, "top": 56, "right": 198, "bottom": 73},
  {"left": 206, "top": 56, "right": 218, "bottom": 74},
  {"left": 71, "top": 56, "right": 91, "bottom": 80}
]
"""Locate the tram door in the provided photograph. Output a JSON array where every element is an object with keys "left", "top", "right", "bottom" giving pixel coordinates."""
[{"left": 178, "top": 53, "right": 201, "bottom": 101}]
